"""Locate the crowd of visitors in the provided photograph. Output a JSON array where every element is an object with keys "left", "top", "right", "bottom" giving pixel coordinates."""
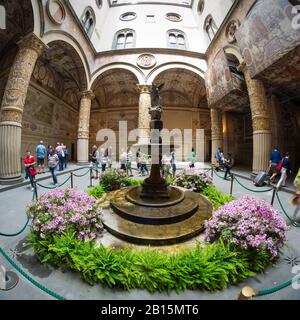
[{"left": 24, "top": 141, "right": 69, "bottom": 187}]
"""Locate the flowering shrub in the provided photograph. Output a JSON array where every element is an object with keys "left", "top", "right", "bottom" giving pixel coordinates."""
[
  {"left": 99, "top": 169, "right": 133, "bottom": 191},
  {"left": 27, "top": 189, "right": 103, "bottom": 241},
  {"left": 172, "top": 169, "right": 212, "bottom": 192},
  {"left": 205, "top": 196, "right": 288, "bottom": 260}
]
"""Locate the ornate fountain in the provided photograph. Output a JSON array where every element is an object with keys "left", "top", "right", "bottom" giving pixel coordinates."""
[{"left": 101, "top": 84, "right": 212, "bottom": 245}]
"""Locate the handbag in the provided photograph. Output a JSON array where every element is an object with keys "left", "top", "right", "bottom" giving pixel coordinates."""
[{"left": 28, "top": 167, "right": 37, "bottom": 177}]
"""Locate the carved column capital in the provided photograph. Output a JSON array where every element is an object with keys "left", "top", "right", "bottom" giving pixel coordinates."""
[
  {"left": 18, "top": 33, "right": 48, "bottom": 56},
  {"left": 79, "top": 90, "right": 95, "bottom": 100},
  {"left": 137, "top": 84, "right": 152, "bottom": 94}
]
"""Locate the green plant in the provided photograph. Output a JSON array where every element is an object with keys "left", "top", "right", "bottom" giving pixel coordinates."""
[
  {"left": 99, "top": 170, "right": 143, "bottom": 191},
  {"left": 125, "top": 178, "right": 144, "bottom": 187},
  {"left": 87, "top": 184, "right": 106, "bottom": 199},
  {"left": 28, "top": 230, "right": 271, "bottom": 293},
  {"left": 166, "top": 176, "right": 175, "bottom": 186},
  {"left": 202, "top": 185, "right": 234, "bottom": 209}
]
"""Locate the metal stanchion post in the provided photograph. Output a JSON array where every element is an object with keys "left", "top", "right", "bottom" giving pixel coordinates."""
[
  {"left": 230, "top": 173, "right": 234, "bottom": 196},
  {"left": 211, "top": 166, "right": 214, "bottom": 178},
  {"left": 89, "top": 168, "right": 93, "bottom": 188},
  {"left": 271, "top": 187, "right": 276, "bottom": 205},
  {"left": 70, "top": 172, "right": 74, "bottom": 189},
  {"left": 34, "top": 182, "right": 38, "bottom": 200}
]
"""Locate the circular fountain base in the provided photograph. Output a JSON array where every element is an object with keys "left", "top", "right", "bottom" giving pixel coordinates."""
[
  {"left": 126, "top": 186, "right": 184, "bottom": 207},
  {"left": 100, "top": 186, "right": 213, "bottom": 246}
]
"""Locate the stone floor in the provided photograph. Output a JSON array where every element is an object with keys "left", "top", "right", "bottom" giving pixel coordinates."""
[{"left": 0, "top": 162, "right": 300, "bottom": 300}]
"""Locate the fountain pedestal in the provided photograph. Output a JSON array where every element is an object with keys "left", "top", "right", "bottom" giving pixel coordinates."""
[{"left": 100, "top": 95, "right": 212, "bottom": 245}]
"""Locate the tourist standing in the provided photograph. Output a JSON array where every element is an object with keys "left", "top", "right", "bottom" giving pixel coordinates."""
[
  {"left": 140, "top": 153, "right": 149, "bottom": 176},
  {"left": 56, "top": 142, "right": 65, "bottom": 171},
  {"left": 107, "top": 146, "right": 113, "bottom": 169},
  {"left": 162, "top": 154, "right": 171, "bottom": 179},
  {"left": 90, "top": 145, "right": 100, "bottom": 179},
  {"left": 171, "top": 149, "right": 176, "bottom": 177},
  {"left": 215, "top": 147, "right": 222, "bottom": 171},
  {"left": 276, "top": 152, "right": 291, "bottom": 189},
  {"left": 24, "top": 150, "right": 36, "bottom": 191},
  {"left": 48, "top": 149, "right": 59, "bottom": 186},
  {"left": 36, "top": 141, "right": 46, "bottom": 174},
  {"left": 136, "top": 148, "right": 141, "bottom": 175},
  {"left": 189, "top": 148, "right": 196, "bottom": 168},
  {"left": 269, "top": 147, "right": 282, "bottom": 182},
  {"left": 100, "top": 148, "right": 107, "bottom": 173},
  {"left": 120, "top": 149, "right": 127, "bottom": 171},
  {"left": 126, "top": 147, "right": 133, "bottom": 177},
  {"left": 224, "top": 153, "right": 234, "bottom": 180},
  {"left": 64, "top": 144, "right": 69, "bottom": 169}
]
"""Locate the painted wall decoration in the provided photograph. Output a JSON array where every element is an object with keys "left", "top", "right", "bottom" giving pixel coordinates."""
[
  {"left": 205, "top": 49, "right": 248, "bottom": 111},
  {"left": 22, "top": 86, "right": 78, "bottom": 153},
  {"left": 236, "top": 0, "right": 300, "bottom": 82}
]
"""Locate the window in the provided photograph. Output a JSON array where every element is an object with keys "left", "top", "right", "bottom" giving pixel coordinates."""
[
  {"left": 167, "top": 30, "right": 187, "bottom": 49},
  {"left": 146, "top": 15, "right": 155, "bottom": 23},
  {"left": 120, "top": 12, "right": 137, "bottom": 21},
  {"left": 81, "top": 7, "right": 96, "bottom": 37},
  {"left": 204, "top": 15, "right": 218, "bottom": 42},
  {"left": 114, "top": 29, "right": 136, "bottom": 49},
  {"left": 96, "top": 0, "right": 102, "bottom": 8},
  {"left": 166, "top": 13, "right": 182, "bottom": 22},
  {"left": 197, "top": 0, "right": 205, "bottom": 15}
]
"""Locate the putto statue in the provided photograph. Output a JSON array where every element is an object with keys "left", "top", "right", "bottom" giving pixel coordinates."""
[{"left": 151, "top": 83, "right": 164, "bottom": 106}]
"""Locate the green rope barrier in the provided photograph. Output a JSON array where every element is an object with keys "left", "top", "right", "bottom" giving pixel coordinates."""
[
  {"left": 258, "top": 273, "right": 300, "bottom": 296},
  {"left": 36, "top": 175, "right": 71, "bottom": 190},
  {"left": 73, "top": 169, "right": 90, "bottom": 178},
  {"left": 212, "top": 168, "right": 226, "bottom": 179},
  {"left": 0, "top": 218, "right": 30, "bottom": 237},
  {"left": 0, "top": 247, "right": 66, "bottom": 300},
  {"left": 275, "top": 193, "right": 300, "bottom": 228},
  {"left": 234, "top": 176, "right": 273, "bottom": 193}
]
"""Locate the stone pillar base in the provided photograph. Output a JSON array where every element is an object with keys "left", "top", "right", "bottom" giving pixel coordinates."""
[
  {"left": 0, "top": 176, "right": 24, "bottom": 185},
  {"left": 77, "top": 138, "right": 89, "bottom": 163},
  {"left": 0, "top": 124, "right": 23, "bottom": 184},
  {"left": 252, "top": 130, "right": 271, "bottom": 174}
]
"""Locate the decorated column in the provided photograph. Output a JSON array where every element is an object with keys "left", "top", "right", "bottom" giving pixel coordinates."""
[
  {"left": 241, "top": 64, "right": 271, "bottom": 174},
  {"left": 0, "top": 34, "right": 47, "bottom": 184},
  {"left": 137, "top": 84, "right": 152, "bottom": 144},
  {"left": 77, "top": 90, "right": 95, "bottom": 163},
  {"left": 210, "top": 108, "right": 223, "bottom": 163}
]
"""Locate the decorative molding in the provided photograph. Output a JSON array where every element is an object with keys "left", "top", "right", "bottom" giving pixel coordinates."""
[
  {"left": 137, "top": 54, "right": 157, "bottom": 69},
  {"left": 46, "top": 0, "right": 66, "bottom": 25},
  {"left": 226, "top": 19, "right": 240, "bottom": 44}
]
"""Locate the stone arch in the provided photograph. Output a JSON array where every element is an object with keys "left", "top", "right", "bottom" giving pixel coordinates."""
[
  {"left": 146, "top": 63, "right": 205, "bottom": 84},
  {"left": 42, "top": 33, "right": 90, "bottom": 87},
  {"left": 223, "top": 45, "right": 244, "bottom": 64},
  {"left": 91, "top": 63, "right": 145, "bottom": 87}
]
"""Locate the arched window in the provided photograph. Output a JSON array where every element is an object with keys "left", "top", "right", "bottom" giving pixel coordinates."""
[
  {"left": 167, "top": 30, "right": 187, "bottom": 49},
  {"left": 96, "top": 0, "right": 103, "bottom": 8},
  {"left": 197, "top": 0, "right": 205, "bottom": 15},
  {"left": 81, "top": 7, "right": 96, "bottom": 37},
  {"left": 204, "top": 15, "right": 218, "bottom": 42},
  {"left": 114, "top": 29, "right": 136, "bottom": 49}
]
